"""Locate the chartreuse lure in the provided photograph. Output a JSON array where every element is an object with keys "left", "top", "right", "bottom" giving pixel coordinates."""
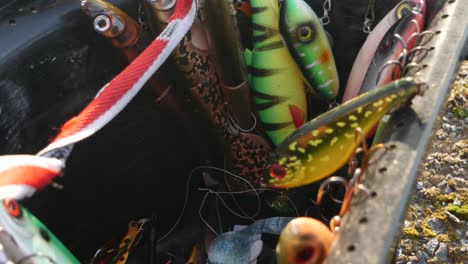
[
  {"left": 0, "top": 199, "right": 79, "bottom": 263},
  {"left": 279, "top": 0, "right": 339, "bottom": 100},
  {"left": 247, "top": 0, "right": 308, "bottom": 146},
  {"left": 263, "top": 78, "right": 419, "bottom": 188}
]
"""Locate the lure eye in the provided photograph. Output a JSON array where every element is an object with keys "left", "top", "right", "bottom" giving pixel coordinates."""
[
  {"left": 270, "top": 163, "right": 286, "bottom": 179},
  {"left": 295, "top": 247, "right": 315, "bottom": 263},
  {"left": 3, "top": 199, "right": 21, "bottom": 218},
  {"left": 297, "top": 25, "right": 314, "bottom": 43},
  {"left": 396, "top": 2, "right": 412, "bottom": 19}
]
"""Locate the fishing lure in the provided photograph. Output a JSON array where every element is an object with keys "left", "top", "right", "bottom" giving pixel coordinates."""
[
  {"left": 200, "top": 0, "right": 255, "bottom": 130},
  {"left": 263, "top": 78, "right": 419, "bottom": 189},
  {"left": 247, "top": 0, "right": 308, "bottom": 146},
  {"left": 146, "top": 1, "right": 271, "bottom": 189},
  {"left": 359, "top": 1, "right": 426, "bottom": 95},
  {"left": 343, "top": 0, "right": 421, "bottom": 102},
  {"left": 82, "top": 0, "right": 174, "bottom": 100},
  {"left": 279, "top": 0, "right": 339, "bottom": 100},
  {"left": 235, "top": 1, "right": 251, "bottom": 17},
  {"left": 276, "top": 217, "right": 334, "bottom": 264},
  {"left": 208, "top": 217, "right": 293, "bottom": 264},
  {"left": 0, "top": 199, "right": 79, "bottom": 263},
  {"left": 142, "top": 0, "right": 176, "bottom": 37}
]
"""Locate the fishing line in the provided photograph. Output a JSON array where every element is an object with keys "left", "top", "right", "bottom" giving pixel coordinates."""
[
  {"left": 203, "top": 166, "right": 262, "bottom": 219},
  {"left": 223, "top": 155, "right": 257, "bottom": 220},
  {"left": 199, "top": 187, "right": 301, "bottom": 217},
  {"left": 157, "top": 166, "right": 261, "bottom": 242},
  {"left": 16, "top": 253, "right": 56, "bottom": 264},
  {"left": 199, "top": 191, "right": 219, "bottom": 235}
]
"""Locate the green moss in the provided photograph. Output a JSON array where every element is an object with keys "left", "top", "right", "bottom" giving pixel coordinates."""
[
  {"left": 436, "top": 234, "right": 449, "bottom": 242},
  {"left": 436, "top": 193, "right": 457, "bottom": 203},
  {"left": 402, "top": 227, "right": 420, "bottom": 238},
  {"left": 405, "top": 206, "right": 418, "bottom": 220},
  {"left": 445, "top": 204, "right": 468, "bottom": 220},
  {"left": 419, "top": 218, "right": 437, "bottom": 237},
  {"left": 450, "top": 107, "right": 468, "bottom": 119},
  {"left": 432, "top": 210, "right": 448, "bottom": 221},
  {"left": 422, "top": 227, "right": 436, "bottom": 237},
  {"left": 447, "top": 178, "right": 458, "bottom": 190}
]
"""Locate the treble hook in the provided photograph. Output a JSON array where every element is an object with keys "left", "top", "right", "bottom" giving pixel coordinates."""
[
  {"left": 407, "top": 46, "right": 433, "bottom": 63},
  {"left": 376, "top": 60, "right": 403, "bottom": 85},
  {"left": 405, "top": 19, "right": 422, "bottom": 48},
  {"left": 416, "top": 30, "right": 438, "bottom": 46},
  {"left": 351, "top": 127, "right": 387, "bottom": 184},
  {"left": 362, "top": 0, "right": 375, "bottom": 33},
  {"left": 402, "top": 62, "right": 425, "bottom": 77},
  {"left": 320, "top": 0, "right": 332, "bottom": 25},
  {"left": 413, "top": 0, "right": 425, "bottom": 13},
  {"left": 316, "top": 176, "right": 354, "bottom": 231},
  {"left": 227, "top": 110, "right": 258, "bottom": 133}
]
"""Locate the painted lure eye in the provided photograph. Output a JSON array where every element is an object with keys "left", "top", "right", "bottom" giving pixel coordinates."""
[
  {"left": 295, "top": 247, "right": 315, "bottom": 263},
  {"left": 297, "top": 25, "right": 314, "bottom": 43},
  {"left": 270, "top": 163, "right": 286, "bottom": 179},
  {"left": 396, "top": 2, "right": 412, "bottom": 19},
  {"left": 3, "top": 199, "right": 21, "bottom": 218}
]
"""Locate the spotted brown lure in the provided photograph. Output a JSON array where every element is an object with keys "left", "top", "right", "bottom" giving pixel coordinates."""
[
  {"left": 145, "top": 1, "right": 271, "bottom": 188},
  {"left": 263, "top": 78, "right": 419, "bottom": 188}
]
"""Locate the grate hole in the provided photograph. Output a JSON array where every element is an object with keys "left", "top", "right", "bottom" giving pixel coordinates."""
[
  {"left": 378, "top": 167, "right": 387, "bottom": 173},
  {"left": 8, "top": 19, "right": 16, "bottom": 26},
  {"left": 389, "top": 144, "right": 397, "bottom": 150},
  {"left": 441, "top": 14, "right": 449, "bottom": 19},
  {"left": 447, "top": 0, "right": 455, "bottom": 3},
  {"left": 347, "top": 245, "right": 356, "bottom": 252},
  {"left": 359, "top": 217, "right": 368, "bottom": 224},
  {"left": 435, "top": 30, "right": 442, "bottom": 35},
  {"left": 370, "top": 191, "right": 378, "bottom": 198}
]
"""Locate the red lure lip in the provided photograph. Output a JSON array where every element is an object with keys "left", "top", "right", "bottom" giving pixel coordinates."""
[
  {"left": 270, "top": 163, "right": 286, "bottom": 179},
  {"left": 3, "top": 199, "right": 21, "bottom": 218}
]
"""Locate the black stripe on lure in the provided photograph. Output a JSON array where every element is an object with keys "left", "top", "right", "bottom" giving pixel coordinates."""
[{"left": 262, "top": 77, "right": 420, "bottom": 189}]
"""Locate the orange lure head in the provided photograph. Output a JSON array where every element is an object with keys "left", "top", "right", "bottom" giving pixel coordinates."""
[{"left": 276, "top": 217, "right": 334, "bottom": 264}]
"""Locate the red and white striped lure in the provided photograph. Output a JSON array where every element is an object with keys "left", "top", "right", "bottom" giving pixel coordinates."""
[{"left": 0, "top": 0, "right": 197, "bottom": 200}]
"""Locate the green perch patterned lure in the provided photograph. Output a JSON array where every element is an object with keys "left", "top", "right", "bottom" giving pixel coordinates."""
[
  {"left": 247, "top": 0, "right": 309, "bottom": 146},
  {"left": 0, "top": 199, "right": 79, "bottom": 263},
  {"left": 279, "top": 0, "right": 339, "bottom": 100},
  {"left": 263, "top": 78, "right": 419, "bottom": 188}
]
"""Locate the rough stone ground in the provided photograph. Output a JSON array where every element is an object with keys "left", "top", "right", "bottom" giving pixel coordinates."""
[{"left": 396, "top": 61, "right": 468, "bottom": 264}]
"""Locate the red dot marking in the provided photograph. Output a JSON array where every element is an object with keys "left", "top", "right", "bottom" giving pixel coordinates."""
[{"left": 3, "top": 199, "right": 21, "bottom": 218}]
